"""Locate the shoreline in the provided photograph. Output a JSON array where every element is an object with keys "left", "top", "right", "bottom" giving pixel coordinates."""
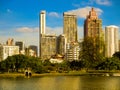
[{"left": 0, "top": 70, "right": 120, "bottom": 77}]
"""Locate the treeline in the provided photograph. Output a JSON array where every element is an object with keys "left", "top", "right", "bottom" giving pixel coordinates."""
[{"left": 0, "top": 52, "right": 120, "bottom": 74}]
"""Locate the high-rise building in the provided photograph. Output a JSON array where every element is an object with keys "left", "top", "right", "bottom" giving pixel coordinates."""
[
  {"left": 57, "top": 34, "right": 66, "bottom": 56},
  {"left": 40, "top": 11, "right": 46, "bottom": 34},
  {"left": 105, "top": 25, "right": 119, "bottom": 57},
  {"left": 84, "top": 8, "right": 102, "bottom": 38},
  {"left": 39, "top": 10, "right": 57, "bottom": 59},
  {"left": 39, "top": 10, "right": 46, "bottom": 58},
  {"left": 40, "top": 34, "right": 57, "bottom": 59},
  {"left": 63, "top": 13, "right": 78, "bottom": 43}
]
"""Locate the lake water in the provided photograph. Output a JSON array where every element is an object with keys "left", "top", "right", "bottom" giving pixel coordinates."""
[{"left": 0, "top": 76, "right": 120, "bottom": 90}]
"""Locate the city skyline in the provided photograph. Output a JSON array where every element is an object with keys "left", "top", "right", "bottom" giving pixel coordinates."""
[{"left": 0, "top": 0, "right": 120, "bottom": 46}]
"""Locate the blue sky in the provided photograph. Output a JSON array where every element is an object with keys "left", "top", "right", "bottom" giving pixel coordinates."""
[{"left": 0, "top": 0, "right": 120, "bottom": 47}]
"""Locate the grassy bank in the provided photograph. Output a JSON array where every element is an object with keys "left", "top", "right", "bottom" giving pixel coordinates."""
[{"left": 0, "top": 70, "right": 120, "bottom": 77}]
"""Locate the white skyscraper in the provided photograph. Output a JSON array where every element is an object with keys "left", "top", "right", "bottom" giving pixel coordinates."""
[
  {"left": 105, "top": 25, "right": 119, "bottom": 57},
  {"left": 40, "top": 11, "right": 46, "bottom": 34}
]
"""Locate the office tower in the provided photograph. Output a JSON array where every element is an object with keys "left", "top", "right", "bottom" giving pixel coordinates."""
[
  {"left": 105, "top": 25, "right": 119, "bottom": 57},
  {"left": 63, "top": 13, "right": 78, "bottom": 43},
  {"left": 15, "top": 41, "right": 25, "bottom": 53},
  {"left": 57, "top": 34, "right": 67, "bottom": 56},
  {"left": 66, "top": 42, "right": 80, "bottom": 61},
  {"left": 39, "top": 10, "right": 57, "bottom": 59},
  {"left": 0, "top": 45, "right": 19, "bottom": 61},
  {"left": 29, "top": 45, "right": 38, "bottom": 57},
  {"left": 39, "top": 10, "right": 46, "bottom": 58},
  {"left": 40, "top": 34, "right": 57, "bottom": 59},
  {"left": 40, "top": 11, "right": 46, "bottom": 34},
  {"left": 84, "top": 8, "right": 102, "bottom": 38}
]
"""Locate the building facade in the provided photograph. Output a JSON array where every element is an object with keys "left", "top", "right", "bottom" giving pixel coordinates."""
[
  {"left": 66, "top": 43, "right": 80, "bottom": 61},
  {"left": 29, "top": 45, "right": 38, "bottom": 57},
  {"left": 105, "top": 25, "right": 119, "bottom": 57},
  {"left": 84, "top": 8, "right": 102, "bottom": 38},
  {"left": 39, "top": 10, "right": 57, "bottom": 59},
  {"left": 0, "top": 45, "right": 19, "bottom": 61},
  {"left": 63, "top": 13, "right": 78, "bottom": 43},
  {"left": 40, "top": 34, "right": 57, "bottom": 59},
  {"left": 57, "top": 34, "right": 66, "bottom": 56},
  {"left": 40, "top": 11, "right": 46, "bottom": 34},
  {"left": 15, "top": 41, "right": 25, "bottom": 53}
]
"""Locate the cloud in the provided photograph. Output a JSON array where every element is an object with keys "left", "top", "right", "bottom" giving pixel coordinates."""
[
  {"left": 95, "top": 0, "right": 111, "bottom": 5},
  {"left": 46, "top": 26, "right": 63, "bottom": 35},
  {"left": 65, "top": 6, "right": 103, "bottom": 18},
  {"left": 81, "top": 0, "right": 111, "bottom": 6},
  {"left": 48, "top": 12, "right": 60, "bottom": 18},
  {"left": 16, "top": 27, "right": 39, "bottom": 33}
]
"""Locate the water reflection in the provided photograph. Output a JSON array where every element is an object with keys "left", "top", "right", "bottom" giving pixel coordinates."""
[{"left": 0, "top": 76, "right": 120, "bottom": 90}]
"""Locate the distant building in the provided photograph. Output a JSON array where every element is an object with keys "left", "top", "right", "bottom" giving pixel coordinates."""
[
  {"left": 40, "top": 34, "right": 57, "bottom": 59},
  {"left": 15, "top": 41, "right": 25, "bottom": 54},
  {"left": 84, "top": 8, "right": 102, "bottom": 38},
  {"left": 105, "top": 25, "right": 119, "bottom": 57},
  {"left": 63, "top": 13, "right": 78, "bottom": 43},
  {"left": 66, "top": 42, "right": 80, "bottom": 61},
  {"left": 0, "top": 45, "right": 19, "bottom": 61},
  {"left": 6, "top": 38, "right": 14, "bottom": 46},
  {"left": 29, "top": 45, "right": 38, "bottom": 57},
  {"left": 57, "top": 34, "right": 67, "bottom": 56}
]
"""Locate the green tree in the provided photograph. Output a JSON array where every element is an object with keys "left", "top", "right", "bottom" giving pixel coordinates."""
[
  {"left": 80, "top": 36, "right": 104, "bottom": 69},
  {"left": 113, "top": 52, "right": 120, "bottom": 59}
]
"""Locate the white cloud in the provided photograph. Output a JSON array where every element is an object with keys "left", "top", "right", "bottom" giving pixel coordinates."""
[
  {"left": 65, "top": 6, "right": 103, "bottom": 18},
  {"left": 16, "top": 27, "right": 39, "bottom": 33},
  {"left": 48, "top": 12, "right": 60, "bottom": 18},
  {"left": 81, "top": 0, "right": 111, "bottom": 6},
  {"left": 46, "top": 26, "right": 63, "bottom": 35},
  {"left": 95, "top": 0, "right": 111, "bottom": 5}
]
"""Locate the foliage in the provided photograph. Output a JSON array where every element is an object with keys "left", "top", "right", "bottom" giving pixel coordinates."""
[
  {"left": 80, "top": 36, "right": 105, "bottom": 69},
  {"left": 95, "top": 57, "right": 120, "bottom": 70},
  {"left": 113, "top": 52, "right": 120, "bottom": 59}
]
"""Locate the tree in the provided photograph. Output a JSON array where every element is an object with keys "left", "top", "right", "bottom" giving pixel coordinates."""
[
  {"left": 80, "top": 36, "right": 105, "bottom": 69},
  {"left": 113, "top": 52, "right": 120, "bottom": 59}
]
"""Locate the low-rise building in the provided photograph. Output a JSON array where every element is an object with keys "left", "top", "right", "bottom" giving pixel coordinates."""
[{"left": 0, "top": 45, "right": 19, "bottom": 61}]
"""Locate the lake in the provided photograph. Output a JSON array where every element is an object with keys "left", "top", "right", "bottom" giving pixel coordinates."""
[{"left": 0, "top": 75, "right": 120, "bottom": 90}]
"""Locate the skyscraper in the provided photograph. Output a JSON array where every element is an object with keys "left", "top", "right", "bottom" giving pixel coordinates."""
[
  {"left": 40, "top": 11, "right": 46, "bottom": 34},
  {"left": 39, "top": 10, "right": 57, "bottom": 59},
  {"left": 39, "top": 11, "right": 46, "bottom": 58},
  {"left": 63, "top": 13, "right": 78, "bottom": 43},
  {"left": 84, "top": 8, "right": 102, "bottom": 38},
  {"left": 105, "top": 25, "right": 119, "bottom": 57}
]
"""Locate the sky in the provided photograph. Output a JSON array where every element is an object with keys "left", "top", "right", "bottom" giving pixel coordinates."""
[{"left": 0, "top": 0, "right": 120, "bottom": 47}]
